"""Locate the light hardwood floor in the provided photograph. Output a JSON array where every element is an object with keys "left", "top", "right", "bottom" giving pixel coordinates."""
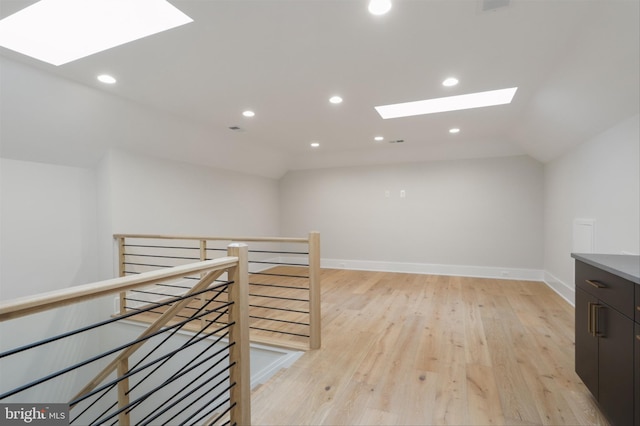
[{"left": 250, "top": 269, "right": 609, "bottom": 425}]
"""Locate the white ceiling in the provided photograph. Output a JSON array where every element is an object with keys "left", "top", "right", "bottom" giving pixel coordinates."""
[{"left": 1, "top": 0, "right": 639, "bottom": 178}]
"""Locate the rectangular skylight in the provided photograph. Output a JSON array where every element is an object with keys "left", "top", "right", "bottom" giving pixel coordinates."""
[
  {"left": 375, "top": 87, "right": 518, "bottom": 119},
  {"left": 0, "top": 0, "right": 193, "bottom": 66}
]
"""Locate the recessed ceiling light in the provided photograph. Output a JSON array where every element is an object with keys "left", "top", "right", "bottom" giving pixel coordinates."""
[
  {"left": 442, "top": 77, "right": 459, "bottom": 87},
  {"left": 329, "top": 95, "right": 343, "bottom": 104},
  {"left": 0, "top": 0, "right": 193, "bottom": 66},
  {"left": 368, "top": 0, "right": 392, "bottom": 15},
  {"left": 449, "top": 128, "right": 460, "bottom": 134},
  {"left": 374, "top": 136, "right": 384, "bottom": 141},
  {"left": 97, "top": 74, "right": 116, "bottom": 84},
  {"left": 242, "top": 110, "right": 255, "bottom": 118},
  {"left": 375, "top": 87, "right": 518, "bottom": 119},
  {"left": 310, "top": 142, "right": 320, "bottom": 148}
]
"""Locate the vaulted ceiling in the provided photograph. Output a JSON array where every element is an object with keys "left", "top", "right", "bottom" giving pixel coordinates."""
[{"left": 1, "top": 0, "right": 638, "bottom": 178}]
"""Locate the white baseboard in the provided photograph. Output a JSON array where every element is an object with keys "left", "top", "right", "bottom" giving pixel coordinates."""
[
  {"left": 543, "top": 271, "right": 575, "bottom": 306},
  {"left": 273, "top": 256, "right": 575, "bottom": 306},
  {"left": 318, "top": 257, "right": 545, "bottom": 281}
]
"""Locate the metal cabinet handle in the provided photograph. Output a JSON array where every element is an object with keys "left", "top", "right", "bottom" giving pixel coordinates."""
[
  {"left": 593, "top": 304, "right": 604, "bottom": 337},
  {"left": 586, "top": 279, "right": 606, "bottom": 289},
  {"left": 587, "top": 303, "right": 603, "bottom": 337}
]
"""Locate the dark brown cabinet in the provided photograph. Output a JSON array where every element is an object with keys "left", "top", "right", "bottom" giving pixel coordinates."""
[
  {"left": 636, "top": 288, "right": 640, "bottom": 426},
  {"left": 597, "top": 302, "right": 634, "bottom": 425},
  {"left": 635, "top": 322, "right": 640, "bottom": 426},
  {"left": 574, "top": 260, "right": 636, "bottom": 426},
  {"left": 575, "top": 287, "right": 599, "bottom": 396},
  {"left": 635, "top": 285, "right": 640, "bottom": 426}
]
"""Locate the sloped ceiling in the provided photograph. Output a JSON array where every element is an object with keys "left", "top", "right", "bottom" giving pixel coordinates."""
[{"left": 1, "top": 0, "right": 638, "bottom": 178}]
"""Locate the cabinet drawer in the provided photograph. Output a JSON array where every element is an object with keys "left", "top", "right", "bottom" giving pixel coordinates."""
[{"left": 576, "top": 261, "right": 635, "bottom": 319}]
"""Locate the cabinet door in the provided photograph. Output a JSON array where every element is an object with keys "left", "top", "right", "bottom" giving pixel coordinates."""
[
  {"left": 635, "top": 323, "right": 639, "bottom": 426},
  {"left": 597, "top": 304, "right": 634, "bottom": 426},
  {"left": 575, "top": 287, "right": 599, "bottom": 397}
]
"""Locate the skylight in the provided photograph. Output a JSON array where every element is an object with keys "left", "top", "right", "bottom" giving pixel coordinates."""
[
  {"left": 0, "top": 0, "right": 193, "bottom": 66},
  {"left": 375, "top": 87, "right": 518, "bottom": 119}
]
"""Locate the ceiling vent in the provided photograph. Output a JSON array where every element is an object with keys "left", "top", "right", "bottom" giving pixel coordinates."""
[
  {"left": 481, "top": 0, "right": 510, "bottom": 12},
  {"left": 389, "top": 139, "right": 405, "bottom": 144},
  {"left": 228, "top": 126, "right": 243, "bottom": 131}
]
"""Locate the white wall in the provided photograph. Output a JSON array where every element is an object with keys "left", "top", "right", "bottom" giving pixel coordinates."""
[
  {"left": 0, "top": 159, "right": 99, "bottom": 299},
  {"left": 97, "top": 149, "right": 281, "bottom": 278},
  {"left": 544, "top": 114, "right": 640, "bottom": 304},
  {"left": 280, "top": 155, "right": 544, "bottom": 277},
  {"left": 105, "top": 149, "right": 280, "bottom": 236},
  {"left": 0, "top": 159, "right": 108, "bottom": 404}
]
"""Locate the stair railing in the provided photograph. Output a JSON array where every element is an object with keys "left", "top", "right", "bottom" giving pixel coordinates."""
[
  {"left": 114, "top": 232, "right": 321, "bottom": 350},
  {"left": 0, "top": 244, "right": 251, "bottom": 426}
]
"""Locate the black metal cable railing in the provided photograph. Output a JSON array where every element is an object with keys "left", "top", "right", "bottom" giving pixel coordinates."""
[
  {"left": 0, "top": 280, "right": 240, "bottom": 426},
  {"left": 119, "top": 237, "right": 314, "bottom": 346},
  {"left": 70, "top": 292, "right": 233, "bottom": 417}
]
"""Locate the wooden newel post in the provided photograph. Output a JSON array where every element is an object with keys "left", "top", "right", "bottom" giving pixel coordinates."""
[
  {"left": 308, "top": 231, "right": 321, "bottom": 349},
  {"left": 227, "top": 243, "right": 251, "bottom": 426}
]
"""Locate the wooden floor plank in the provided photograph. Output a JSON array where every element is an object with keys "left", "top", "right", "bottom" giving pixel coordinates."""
[
  {"left": 248, "top": 269, "right": 606, "bottom": 425},
  {"left": 483, "top": 316, "right": 543, "bottom": 425},
  {"left": 461, "top": 284, "right": 492, "bottom": 367},
  {"left": 465, "top": 363, "right": 505, "bottom": 425}
]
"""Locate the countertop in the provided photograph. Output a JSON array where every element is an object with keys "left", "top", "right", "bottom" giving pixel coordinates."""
[{"left": 571, "top": 253, "right": 640, "bottom": 285}]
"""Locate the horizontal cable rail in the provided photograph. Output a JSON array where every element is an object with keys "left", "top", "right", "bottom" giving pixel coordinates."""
[
  {"left": 114, "top": 232, "right": 321, "bottom": 350},
  {"left": 0, "top": 245, "right": 251, "bottom": 426}
]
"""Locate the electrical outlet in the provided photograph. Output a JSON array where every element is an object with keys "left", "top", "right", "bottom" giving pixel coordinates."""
[{"left": 400, "top": 190, "right": 406, "bottom": 198}]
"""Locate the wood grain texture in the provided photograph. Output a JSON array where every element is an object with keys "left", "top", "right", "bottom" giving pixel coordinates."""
[
  {"left": 114, "top": 234, "right": 308, "bottom": 243},
  {"left": 0, "top": 257, "right": 238, "bottom": 321},
  {"left": 250, "top": 269, "right": 608, "bottom": 426},
  {"left": 228, "top": 244, "right": 251, "bottom": 426}
]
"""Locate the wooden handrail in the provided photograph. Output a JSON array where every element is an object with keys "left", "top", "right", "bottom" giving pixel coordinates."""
[
  {"left": 0, "top": 257, "right": 238, "bottom": 322},
  {"left": 114, "top": 233, "right": 309, "bottom": 244}
]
